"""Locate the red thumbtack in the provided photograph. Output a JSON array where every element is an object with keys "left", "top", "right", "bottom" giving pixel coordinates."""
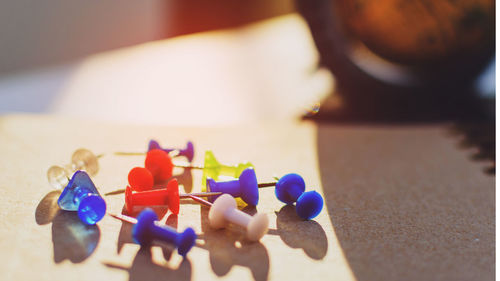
[
  {"left": 125, "top": 177, "right": 221, "bottom": 215},
  {"left": 145, "top": 149, "right": 173, "bottom": 183},
  {"left": 125, "top": 178, "right": 179, "bottom": 215}
]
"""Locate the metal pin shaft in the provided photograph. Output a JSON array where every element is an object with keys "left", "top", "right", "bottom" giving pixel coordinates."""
[
  {"left": 257, "top": 182, "right": 276, "bottom": 188},
  {"left": 188, "top": 195, "right": 213, "bottom": 207},
  {"left": 108, "top": 213, "right": 138, "bottom": 224}
]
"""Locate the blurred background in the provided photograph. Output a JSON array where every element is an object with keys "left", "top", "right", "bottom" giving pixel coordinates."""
[
  {"left": 0, "top": 0, "right": 495, "bottom": 125},
  {"left": 0, "top": 0, "right": 333, "bottom": 126}
]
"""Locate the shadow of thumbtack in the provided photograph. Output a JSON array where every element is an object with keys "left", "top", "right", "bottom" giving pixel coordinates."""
[
  {"left": 35, "top": 190, "right": 100, "bottom": 263},
  {"left": 104, "top": 247, "right": 192, "bottom": 281},
  {"left": 52, "top": 212, "right": 100, "bottom": 263},
  {"left": 197, "top": 207, "right": 269, "bottom": 281},
  {"left": 161, "top": 214, "right": 178, "bottom": 261},
  {"left": 275, "top": 205, "right": 328, "bottom": 260},
  {"left": 173, "top": 168, "right": 193, "bottom": 194},
  {"left": 35, "top": 190, "right": 61, "bottom": 225}
]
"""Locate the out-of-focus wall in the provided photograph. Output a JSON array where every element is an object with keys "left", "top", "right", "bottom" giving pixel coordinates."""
[
  {"left": 0, "top": 0, "right": 294, "bottom": 75},
  {"left": 0, "top": 0, "right": 168, "bottom": 74}
]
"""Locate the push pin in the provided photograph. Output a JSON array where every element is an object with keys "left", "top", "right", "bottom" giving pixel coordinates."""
[
  {"left": 125, "top": 177, "right": 222, "bottom": 215},
  {"left": 259, "top": 173, "right": 306, "bottom": 204},
  {"left": 230, "top": 171, "right": 323, "bottom": 220},
  {"left": 201, "top": 151, "right": 254, "bottom": 188},
  {"left": 207, "top": 167, "right": 259, "bottom": 206},
  {"left": 144, "top": 149, "right": 174, "bottom": 183},
  {"left": 57, "top": 170, "right": 106, "bottom": 225},
  {"left": 189, "top": 194, "right": 268, "bottom": 241},
  {"left": 294, "top": 190, "right": 323, "bottom": 220},
  {"left": 149, "top": 140, "right": 195, "bottom": 162},
  {"left": 47, "top": 148, "right": 102, "bottom": 189},
  {"left": 115, "top": 140, "right": 195, "bottom": 162},
  {"left": 109, "top": 208, "right": 197, "bottom": 257},
  {"left": 206, "top": 169, "right": 313, "bottom": 207},
  {"left": 261, "top": 173, "right": 323, "bottom": 220}
]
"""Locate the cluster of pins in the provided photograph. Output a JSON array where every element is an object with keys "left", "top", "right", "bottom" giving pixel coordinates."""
[{"left": 46, "top": 139, "right": 323, "bottom": 258}]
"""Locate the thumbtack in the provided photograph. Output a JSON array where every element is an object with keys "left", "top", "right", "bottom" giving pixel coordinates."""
[
  {"left": 295, "top": 191, "right": 323, "bottom": 220},
  {"left": 114, "top": 140, "right": 195, "bottom": 162},
  {"left": 47, "top": 148, "right": 103, "bottom": 189},
  {"left": 207, "top": 167, "right": 259, "bottom": 206},
  {"left": 149, "top": 140, "right": 195, "bottom": 162},
  {"left": 257, "top": 173, "right": 323, "bottom": 220},
  {"left": 125, "top": 177, "right": 222, "bottom": 215},
  {"left": 257, "top": 173, "right": 306, "bottom": 204},
  {"left": 58, "top": 170, "right": 106, "bottom": 225},
  {"left": 201, "top": 151, "right": 254, "bottom": 188},
  {"left": 109, "top": 208, "right": 197, "bottom": 257},
  {"left": 144, "top": 149, "right": 174, "bottom": 183},
  {"left": 206, "top": 169, "right": 311, "bottom": 207},
  {"left": 189, "top": 194, "right": 268, "bottom": 241}
]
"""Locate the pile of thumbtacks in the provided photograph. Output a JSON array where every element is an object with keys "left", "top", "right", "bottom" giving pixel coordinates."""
[{"left": 47, "top": 140, "right": 324, "bottom": 258}]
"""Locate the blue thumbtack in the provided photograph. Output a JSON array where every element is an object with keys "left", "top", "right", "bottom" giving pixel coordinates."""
[
  {"left": 148, "top": 140, "right": 195, "bottom": 162},
  {"left": 207, "top": 168, "right": 259, "bottom": 206},
  {"left": 57, "top": 170, "right": 106, "bottom": 225},
  {"left": 109, "top": 209, "right": 197, "bottom": 257},
  {"left": 274, "top": 173, "right": 306, "bottom": 204},
  {"left": 259, "top": 173, "right": 323, "bottom": 220},
  {"left": 295, "top": 191, "right": 323, "bottom": 220}
]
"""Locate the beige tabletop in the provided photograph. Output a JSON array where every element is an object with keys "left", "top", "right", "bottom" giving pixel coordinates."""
[{"left": 0, "top": 114, "right": 494, "bottom": 281}]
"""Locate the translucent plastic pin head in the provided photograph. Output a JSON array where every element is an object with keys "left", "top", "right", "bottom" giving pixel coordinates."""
[
  {"left": 201, "top": 150, "right": 254, "bottom": 188},
  {"left": 47, "top": 148, "right": 100, "bottom": 189}
]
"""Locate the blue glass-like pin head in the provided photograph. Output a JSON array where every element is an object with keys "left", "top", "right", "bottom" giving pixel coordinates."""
[
  {"left": 133, "top": 208, "right": 157, "bottom": 246},
  {"left": 177, "top": 227, "right": 197, "bottom": 257},
  {"left": 148, "top": 139, "right": 161, "bottom": 151},
  {"left": 57, "top": 170, "right": 106, "bottom": 225},
  {"left": 275, "top": 173, "right": 305, "bottom": 204},
  {"left": 295, "top": 191, "right": 323, "bottom": 220},
  {"left": 239, "top": 168, "right": 259, "bottom": 206},
  {"left": 185, "top": 141, "right": 195, "bottom": 162}
]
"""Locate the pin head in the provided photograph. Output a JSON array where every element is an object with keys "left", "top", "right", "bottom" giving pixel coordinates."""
[
  {"left": 275, "top": 173, "right": 305, "bottom": 204},
  {"left": 166, "top": 178, "right": 180, "bottom": 215},
  {"left": 209, "top": 194, "right": 236, "bottom": 229},
  {"left": 239, "top": 168, "right": 259, "bottom": 206},
  {"left": 78, "top": 194, "right": 106, "bottom": 225},
  {"left": 128, "top": 167, "right": 154, "bottom": 192},
  {"left": 177, "top": 228, "right": 197, "bottom": 257},
  {"left": 206, "top": 168, "right": 259, "bottom": 206},
  {"left": 72, "top": 148, "right": 99, "bottom": 176},
  {"left": 145, "top": 149, "right": 173, "bottom": 183},
  {"left": 185, "top": 141, "right": 195, "bottom": 163},
  {"left": 295, "top": 191, "right": 323, "bottom": 220},
  {"left": 132, "top": 208, "right": 158, "bottom": 245},
  {"left": 204, "top": 150, "right": 220, "bottom": 169},
  {"left": 125, "top": 186, "right": 134, "bottom": 214},
  {"left": 202, "top": 150, "right": 254, "bottom": 188},
  {"left": 47, "top": 165, "right": 71, "bottom": 189},
  {"left": 247, "top": 213, "right": 269, "bottom": 241},
  {"left": 148, "top": 140, "right": 161, "bottom": 151}
]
